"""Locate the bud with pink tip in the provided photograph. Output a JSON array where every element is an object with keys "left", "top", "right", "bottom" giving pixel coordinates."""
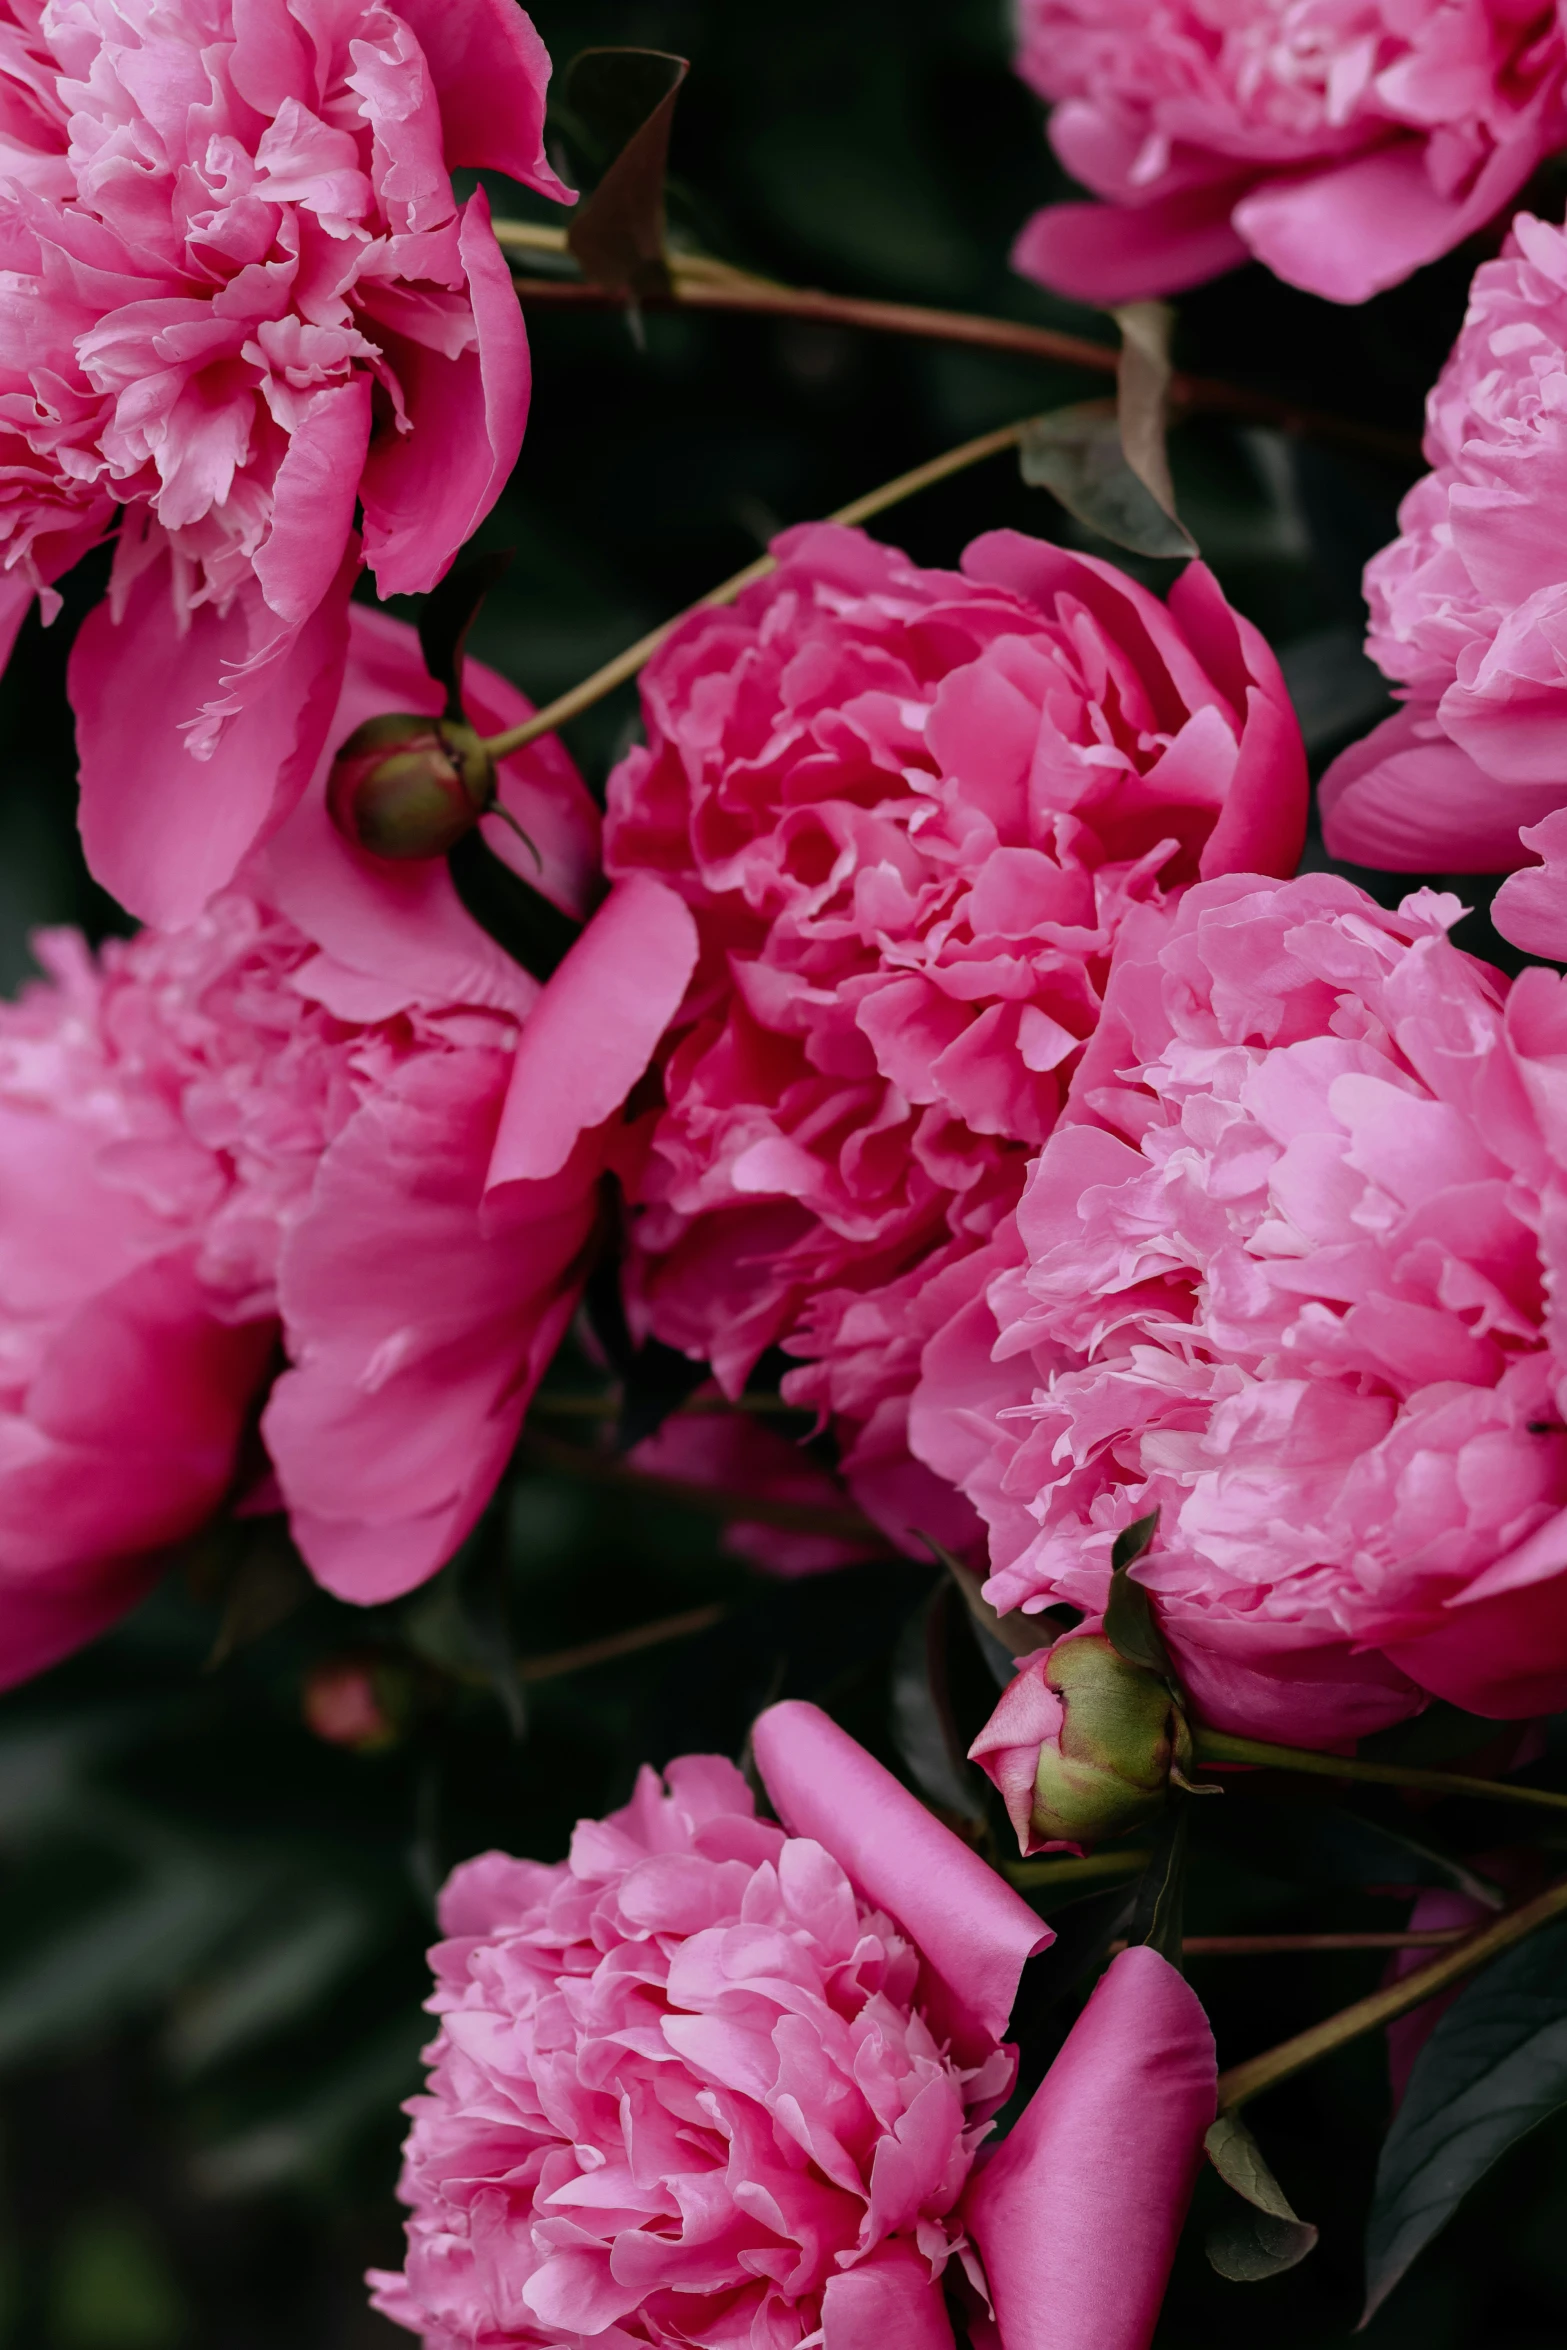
[
  {"left": 970, "top": 1623, "right": 1184, "bottom": 1854},
  {"left": 326, "top": 714, "right": 498, "bottom": 861}
]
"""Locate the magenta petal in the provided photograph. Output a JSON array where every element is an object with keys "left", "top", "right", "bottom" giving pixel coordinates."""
[
  {"left": 394, "top": 0, "right": 571, "bottom": 199},
  {"left": 486, "top": 874, "right": 699, "bottom": 1193},
  {"left": 252, "top": 378, "right": 372, "bottom": 627},
  {"left": 751, "top": 1700, "right": 1051, "bottom": 2066},
  {"left": 1318, "top": 703, "right": 1552, "bottom": 872},
  {"left": 361, "top": 192, "right": 530, "bottom": 598},
  {"left": 964, "top": 1947, "right": 1215, "bottom": 2350},
  {"left": 71, "top": 547, "right": 354, "bottom": 927},
  {"left": 821, "top": 2244, "right": 956, "bottom": 2350},
  {"left": 1012, "top": 189, "right": 1249, "bottom": 305}
]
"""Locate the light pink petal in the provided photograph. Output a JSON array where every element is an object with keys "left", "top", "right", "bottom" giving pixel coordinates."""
[
  {"left": 1012, "top": 189, "right": 1249, "bottom": 305},
  {"left": 486, "top": 874, "right": 699, "bottom": 1193},
  {"left": 964, "top": 1947, "right": 1215, "bottom": 2350},
  {"left": 1318, "top": 703, "right": 1553, "bottom": 872},
  {"left": 361, "top": 191, "right": 529, "bottom": 598},
  {"left": 1493, "top": 810, "right": 1567, "bottom": 959},
  {"left": 394, "top": 0, "right": 572, "bottom": 199},
  {"left": 751, "top": 1699, "right": 1052, "bottom": 2065},
  {"left": 71, "top": 546, "right": 355, "bottom": 926}
]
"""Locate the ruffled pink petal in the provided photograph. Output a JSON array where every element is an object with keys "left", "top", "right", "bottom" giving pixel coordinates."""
[
  {"left": 265, "top": 1051, "right": 596, "bottom": 1603},
  {"left": 1012, "top": 188, "right": 1250, "bottom": 305},
  {"left": 360, "top": 191, "right": 529, "bottom": 598},
  {"left": 252, "top": 378, "right": 372, "bottom": 628},
  {"left": 71, "top": 544, "right": 355, "bottom": 927},
  {"left": 964, "top": 1947, "right": 1215, "bottom": 2350},
  {"left": 821, "top": 2242, "right": 956, "bottom": 2350},
  {"left": 486, "top": 874, "right": 699, "bottom": 1194},
  {"left": 752, "top": 1699, "right": 1052, "bottom": 2066},
  {"left": 395, "top": 0, "right": 572, "bottom": 199},
  {"left": 1493, "top": 809, "right": 1567, "bottom": 959}
]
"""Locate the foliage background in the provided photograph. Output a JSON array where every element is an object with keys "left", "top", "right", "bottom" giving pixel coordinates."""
[{"left": 2, "top": 1, "right": 1565, "bottom": 2343}]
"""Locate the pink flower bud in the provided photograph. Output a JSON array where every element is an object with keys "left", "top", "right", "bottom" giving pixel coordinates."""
[
  {"left": 326, "top": 714, "right": 497, "bottom": 860},
  {"left": 302, "top": 1655, "right": 402, "bottom": 1751},
  {"left": 970, "top": 1626, "right": 1180, "bottom": 1855}
]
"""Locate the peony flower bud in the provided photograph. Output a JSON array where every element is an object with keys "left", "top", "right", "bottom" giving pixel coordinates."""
[
  {"left": 969, "top": 1625, "right": 1180, "bottom": 1854},
  {"left": 326, "top": 713, "right": 497, "bottom": 860},
  {"left": 302, "top": 1655, "right": 405, "bottom": 1751}
]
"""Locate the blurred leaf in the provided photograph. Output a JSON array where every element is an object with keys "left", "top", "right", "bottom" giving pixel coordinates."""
[
  {"left": 190, "top": 2016, "right": 428, "bottom": 2198},
  {"left": 1196, "top": 1788, "right": 1504, "bottom": 1909},
  {"left": 890, "top": 1587, "right": 984, "bottom": 1822},
  {"left": 1364, "top": 1914, "right": 1567, "bottom": 2321},
  {"left": 1020, "top": 403, "right": 1197, "bottom": 560},
  {"left": 565, "top": 50, "right": 688, "bottom": 300},
  {"left": 1276, "top": 625, "right": 1391, "bottom": 757},
  {"left": 456, "top": 1527, "right": 526, "bottom": 1739},
  {"left": 418, "top": 551, "right": 514, "bottom": 723},
  {"left": 1114, "top": 301, "right": 1181, "bottom": 521},
  {"left": 1127, "top": 1796, "right": 1187, "bottom": 1967},
  {"left": 51, "top": 2209, "right": 188, "bottom": 2349},
  {"left": 203, "top": 1528, "right": 309, "bottom": 1671},
  {"left": 1205, "top": 2113, "right": 1319, "bottom": 2282},
  {"left": 167, "top": 1894, "right": 380, "bottom": 2076}
]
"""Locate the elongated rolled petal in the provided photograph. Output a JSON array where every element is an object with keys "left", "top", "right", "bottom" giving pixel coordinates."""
[
  {"left": 964, "top": 1947, "right": 1215, "bottom": 2350},
  {"left": 752, "top": 1698, "right": 1052, "bottom": 2065}
]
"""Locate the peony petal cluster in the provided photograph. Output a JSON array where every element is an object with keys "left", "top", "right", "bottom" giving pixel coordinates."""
[
  {"left": 911, "top": 870, "right": 1567, "bottom": 1747},
  {"left": 370, "top": 1699, "right": 1217, "bottom": 2350},
  {"left": 0, "top": 0, "right": 566, "bottom": 927},
  {"left": 0, "top": 605, "right": 697, "bottom": 1686},
  {"left": 603, "top": 521, "right": 1306, "bottom": 1554},
  {"left": 1322, "top": 209, "right": 1567, "bottom": 956},
  {"left": 1012, "top": 0, "right": 1567, "bottom": 308}
]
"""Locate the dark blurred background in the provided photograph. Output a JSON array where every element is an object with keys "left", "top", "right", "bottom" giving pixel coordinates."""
[{"left": 3, "top": 1, "right": 1564, "bottom": 2343}]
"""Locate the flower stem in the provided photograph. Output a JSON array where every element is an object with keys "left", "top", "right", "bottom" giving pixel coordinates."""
[
  {"left": 1005, "top": 1849, "right": 1152, "bottom": 1890},
  {"left": 1216, "top": 1876, "right": 1567, "bottom": 2111},
  {"left": 480, "top": 420, "right": 1030, "bottom": 762},
  {"left": 491, "top": 219, "right": 1417, "bottom": 465},
  {"left": 1193, "top": 1726, "right": 1567, "bottom": 1817}
]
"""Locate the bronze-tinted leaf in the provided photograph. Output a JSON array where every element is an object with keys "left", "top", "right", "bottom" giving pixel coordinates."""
[{"left": 564, "top": 49, "right": 689, "bottom": 301}]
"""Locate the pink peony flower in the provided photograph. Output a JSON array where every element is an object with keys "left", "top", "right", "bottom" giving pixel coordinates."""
[
  {"left": 369, "top": 1699, "right": 1216, "bottom": 2350},
  {"left": 1012, "top": 0, "right": 1567, "bottom": 307},
  {"left": 1322, "top": 211, "right": 1567, "bottom": 955},
  {"left": 0, "top": 605, "right": 697, "bottom": 1684},
  {"left": 0, "top": 0, "right": 566, "bottom": 927},
  {"left": 910, "top": 870, "right": 1567, "bottom": 1745},
  {"left": 602, "top": 521, "right": 1307, "bottom": 1557}
]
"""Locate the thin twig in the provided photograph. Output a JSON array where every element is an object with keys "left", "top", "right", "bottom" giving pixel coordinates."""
[
  {"left": 1112, "top": 1930, "right": 1472, "bottom": 1957},
  {"left": 519, "top": 1428, "right": 885, "bottom": 1541},
  {"left": 481, "top": 420, "right": 1029, "bottom": 759},
  {"left": 1196, "top": 1726, "right": 1567, "bottom": 1818},
  {"left": 1216, "top": 1877, "right": 1567, "bottom": 2112},
  {"left": 517, "top": 1603, "right": 729, "bottom": 1682}
]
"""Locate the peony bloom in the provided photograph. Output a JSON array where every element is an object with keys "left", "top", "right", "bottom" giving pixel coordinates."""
[
  {"left": 911, "top": 871, "right": 1567, "bottom": 1746},
  {"left": 603, "top": 520, "right": 1307, "bottom": 1555},
  {"left": 0, "top": 606, "right": 696, "bottom": 1685},
  {"left": 370, "top": 1699, "right": 1216, "bottom": 2350},
  {"left": 1012, "top": 0, "right": 1567, "bottom": 308},
  {"left": 1322, "top": 210, "right": 1567, "bottom": 956},
  {"left": 0, "top": 0, "right": 566, "bottom": 927}
]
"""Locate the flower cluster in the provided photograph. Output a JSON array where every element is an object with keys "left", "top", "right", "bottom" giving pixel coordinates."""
[
  {"left": 912, "top": 870, "right": 1567, "bottom": 1745},
  {"left": 371, "top": 1700, "right": 1216, "bottom": 2350},
  {"left": 0, "top": 0, "right": 566, "bottom": 926},
  {"left": 0, "top": 608, "right": 695, "bottom": 1683},
  {"left": 605, "top": 520, "right": 1305, "bottom": 1549},
  {"left": 1012, "top": 0, "right": 1567, "bottom": 306},
  {"left": 1323, "top": 209, "right": 1567, "bottom": 957}
]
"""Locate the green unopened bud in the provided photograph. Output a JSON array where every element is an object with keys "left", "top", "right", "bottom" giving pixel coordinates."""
[
  {"left": 327, "top": 712, "right": 497, "bottom": 860},
  {"left": 970, "top": 1629, "right": 1183, "bottom": 1853}
]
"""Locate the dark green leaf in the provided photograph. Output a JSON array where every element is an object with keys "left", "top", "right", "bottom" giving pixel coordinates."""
[
  {"left": 447, "top": 828, "right": 582, "bottom": 981},
  {"left": 1020, "top": 404, "right": 1197, "bottom": 561},
  {"left": 1204, "top": 2113, "right": 1319, "bottom": 2278},
  {"left": 418, "top": 550, "right": 513, "bottom": 722},
  {"left": 1364, "top": 1913, "right": 1567, "bottom": 2320},
  {"left": 1127, "top": 1794, "right": 1187, "bottom": 1967},
  {"left": 1111, "top": 1511, "right": 1160, "bottom": 1577},
  {"left": 889, "top": 1587, "right": 984, "bottom": 1822},
  {"left": 565, "top": 50, "right": 689, "bottom": 300}
]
